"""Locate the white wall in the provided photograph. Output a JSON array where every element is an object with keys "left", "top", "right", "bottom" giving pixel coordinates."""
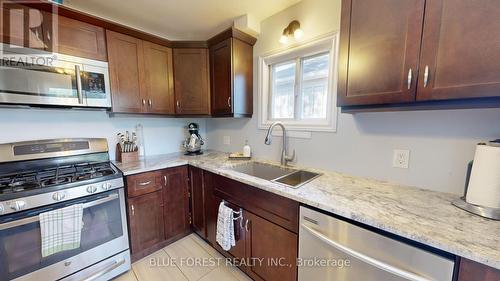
[
  {"left": 0, "top": 108, "right": 206, "bottom": 160},
  {"left": 206, "top": 0, "right": 500, "bottom": 194}
]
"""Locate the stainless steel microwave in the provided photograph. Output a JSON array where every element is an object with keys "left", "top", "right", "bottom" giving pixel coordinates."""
[{"left": 0, "top": 44, "right": 111, "bottom": 108}]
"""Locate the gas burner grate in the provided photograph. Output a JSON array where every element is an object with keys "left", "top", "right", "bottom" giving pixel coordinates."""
[{"left": 0, "top": 162, "right": 116, "bottom": 194}]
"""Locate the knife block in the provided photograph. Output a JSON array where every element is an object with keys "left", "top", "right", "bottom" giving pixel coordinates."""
[{"left": 115, "top": 143, "right": 139, "bottom": 163}]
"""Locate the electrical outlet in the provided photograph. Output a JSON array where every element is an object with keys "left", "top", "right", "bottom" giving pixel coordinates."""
[
  {"left": 223, "top": 136, "right": 231, "bottom": 145},
  {"left": 393, "top": 149, "right": 410, "bottom": 169}
]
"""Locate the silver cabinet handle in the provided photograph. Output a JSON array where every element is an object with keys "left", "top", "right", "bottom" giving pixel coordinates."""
[
  {"left": 227, "top": 96, "right": 231, "bottom": 108},
  {"left": 142, "top": 99, "right": 146, "bottom": 106},
  {"left": 423, "top": 65, "right": 429, "bottom": 87},
  {"left": 131, "top": 205, "right": 135, "bottom": 216},
  {"left": 138, "top": 181, "right": 151, "bottom": 186},
  {"left": 245, "top": 219, "right": 249, "bottom": 232},
  {"left": 176, "top": 100, "right": 180, "bottom": 108},
  {"left": 163, "top": 175, "right": 167, "bottom": 186},
  {"left": 148, "top": 99, "right": 152, "bottom": 107},
  {"left": 301, "top": 224, "right": 431, "bottom": 281},
  {"left": 407, "top": 68, "right": 412, "bottom": 90},
  {"left": 75, "top": 65, "right": 83, "bottom": 104}
]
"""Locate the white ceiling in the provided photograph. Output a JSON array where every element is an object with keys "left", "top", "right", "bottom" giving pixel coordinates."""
[{"left": 64, "top": 0, "right": 302, "bottom": 40}]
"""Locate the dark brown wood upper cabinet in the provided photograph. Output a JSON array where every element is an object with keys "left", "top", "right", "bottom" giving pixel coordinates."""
[
  {"left": 173, "top": 48, "right": 211, "bottom": 115},
  {"left": 107, "top": 30, "right": 147, "bottom": 113},
  {"left": 209, "top": 29, "right": 255, "bottom": 117},
  {"left": 339, "top": 0, "right": 500, "bottom": 110},
  {"left": 338, "top": 0, "right": 425, "bottom": 106},
  {"left": 1, "top": 3, "right": 48, "bottom": 50},
  {"left": 417, "top": 0, "right": 500, "bottom": 101},
  {"left": 143, "top": 42, "right": 175, "bottom": 114},
  {"left": 48, "top": 14, "right": 107, "bottom": 61},
  {"left": 128, "top": 190, "right": 165, "bottom": 256},
  {"left": 107, "top": 30, "right": 175, "bottom": 114}
]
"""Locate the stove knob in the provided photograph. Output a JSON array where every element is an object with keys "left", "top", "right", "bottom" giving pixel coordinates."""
[
  {"left": 52, "top": 192, "right": 66, "bottom": 201},
  {"left": 10, "top": 200, "right": 26, "bottom": 211},
  {"left": 87, "top": 185, "right": 97, "bottom": 194},
  {"left": 101, "top": 183, "right": 112, "bottom": 191}
]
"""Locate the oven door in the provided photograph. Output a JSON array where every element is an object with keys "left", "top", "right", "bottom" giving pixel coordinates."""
[{"left": 0, "top": 188, "right": 129, "bottom": 281}]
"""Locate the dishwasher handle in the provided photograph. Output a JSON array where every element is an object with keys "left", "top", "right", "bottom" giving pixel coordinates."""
[{"left": 301, "top": 224, "right": 432, "bottom": 281}]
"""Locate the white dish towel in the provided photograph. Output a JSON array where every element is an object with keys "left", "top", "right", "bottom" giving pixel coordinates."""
[
  {"left": 39, "top": 204, "right": 84, "bottom": 257},
  {"left": 216, "top": 202, "right": 236, "bottom": 251}
]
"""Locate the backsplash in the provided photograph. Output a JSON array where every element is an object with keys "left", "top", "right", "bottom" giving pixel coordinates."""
[{"left": 0, "top": 108, "right": 206, "bottom": 160}]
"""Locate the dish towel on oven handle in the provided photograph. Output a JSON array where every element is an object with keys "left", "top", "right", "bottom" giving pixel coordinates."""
[
  {"left": 39, "top": 204, "right": 84, "bottom": 257},
  {"left": 216, "top": 201, "right": 236, "bottom": 251}
]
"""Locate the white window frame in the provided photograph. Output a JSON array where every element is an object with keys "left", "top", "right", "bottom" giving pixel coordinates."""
[{"left": 258, "top": 33, "right": 339, "bottom": 132}]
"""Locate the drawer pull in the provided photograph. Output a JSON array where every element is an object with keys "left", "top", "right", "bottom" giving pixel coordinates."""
[{"left": 138, "top": 181, "right": 152, "bottom": 186}]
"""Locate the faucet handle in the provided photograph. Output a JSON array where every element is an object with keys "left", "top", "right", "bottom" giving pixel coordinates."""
[{"left": 285, "top": 149, "right": 295, "bottom": 162}]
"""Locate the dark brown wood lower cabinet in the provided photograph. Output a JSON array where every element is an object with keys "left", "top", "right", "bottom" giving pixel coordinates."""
[
  {"left": 126, "top": 166, "right": 190, "bottom": 261},
  {"left": 189, "top": 166, "right": 207, "bottom": 238},
  {"left": 204, "top": 172, "right": 298, "bottom": 281},
  {"left": 128, "top": 190, "right": 164, "bottom": 256},
  {"left": 245, "top": 211, "right": 297, "bottom": 281},
  {"left": 162, "top": 166, "right": 191, "bottom": 240},
  {"left": 458, "top": 258, "right": 500, "bottom": 281}
]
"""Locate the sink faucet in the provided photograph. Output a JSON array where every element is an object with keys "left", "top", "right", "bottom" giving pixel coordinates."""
[{"left": 264, "top": 121, "right": 295, "bottom": 166}]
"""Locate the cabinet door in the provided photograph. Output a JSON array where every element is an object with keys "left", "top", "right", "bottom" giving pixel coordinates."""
[
  {"left": 173, "top": 48, "right": 210, "bottom": 114},
  {"left": 0, "top": 3, "right": 46, "bottom": 50},
  {"left": 162, "top": 167, "right": 190, "bottom": 240},
  {"left": 417, "top": 0, "right": 500, "bottom": 101},
  {"left": 128, "top": 191, "right": 165, "bottom": 254},
  {"left": 48, "top": 15, "right": 107, "bottom": 61},
  {"left": 211, "top": 196, "right": 247, "bottom": 264},
  {"left": 458, "top": 258, "right": 500, "bottom": 281},
  {"left": 106, "top": 30, "right": 147, "bottom": 113},
  {"left": 210, "top": 39, "right": 233, "bottom": 115},
  {"left": 189, "top": 166, "right": 206, "bottom": 238},
  {"left": 143, "top": 42, "right": 175, "bottom": 114},
  {"left": 337, "top": 0, "right": 425, "bottom": 106},
  {"left": 245, "top": 211, "right": 297, "bottom": 281}
]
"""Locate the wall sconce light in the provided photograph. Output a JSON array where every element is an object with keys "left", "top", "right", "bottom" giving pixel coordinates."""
[{"left": 279, "top": 20, "right": 304, "bottom": 44}]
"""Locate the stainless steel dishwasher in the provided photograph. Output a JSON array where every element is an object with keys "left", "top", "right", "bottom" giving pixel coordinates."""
[{"left": 298, "top": 206, "right": 456, "bottom": 281}]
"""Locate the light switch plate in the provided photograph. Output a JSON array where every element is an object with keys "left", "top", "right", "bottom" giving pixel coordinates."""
[
  {"left": 393, "top": 149, "right": 410, "bottom": 169},
  {"left": 223, "top": 136, "right": 231, "bottom": 145}
]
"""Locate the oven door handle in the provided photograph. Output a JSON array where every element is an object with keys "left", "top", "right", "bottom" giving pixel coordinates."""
[
  {"left": 0, "top": 193, "right": 119, "bottom": 231},
  {"left": 81, "top": 258, "right": 126, "bottom": 281}
]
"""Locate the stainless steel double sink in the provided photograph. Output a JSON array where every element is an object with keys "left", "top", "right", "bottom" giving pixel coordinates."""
[{"left": 230, "top": 162, "right": 321, "bottom": 188}]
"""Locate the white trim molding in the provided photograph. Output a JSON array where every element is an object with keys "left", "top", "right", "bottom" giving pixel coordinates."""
[{"left": 258, "top": 33, "right": 339, "bottom": 132}]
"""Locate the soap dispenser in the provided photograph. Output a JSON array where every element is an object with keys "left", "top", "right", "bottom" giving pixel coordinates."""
[{"left": 243, "top": 140, "right": 252, "bottom": 157}]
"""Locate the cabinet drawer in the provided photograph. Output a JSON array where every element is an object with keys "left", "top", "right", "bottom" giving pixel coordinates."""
[
  {"left": 212, "top": 174, "right": 299, "bottom": 233},
  {"left": 126, "top": 171, "right": 162, "bottom": 197}
]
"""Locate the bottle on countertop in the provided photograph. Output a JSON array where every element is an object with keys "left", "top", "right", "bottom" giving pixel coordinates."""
[{"left": 243, "top": 140, "right": 251, "bottom": 157}]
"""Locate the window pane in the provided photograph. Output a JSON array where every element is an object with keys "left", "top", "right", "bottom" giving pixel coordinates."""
[
  {"left": 301, "top": 53, "right": 329, "bottom": 119},
  {"left": 270, "top": 61, "right": 296, "bottom": 119}
]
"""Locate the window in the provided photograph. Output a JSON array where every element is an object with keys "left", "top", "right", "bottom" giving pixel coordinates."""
[{"left": 259, "top": 34, "right": 338, "bottom": 132}]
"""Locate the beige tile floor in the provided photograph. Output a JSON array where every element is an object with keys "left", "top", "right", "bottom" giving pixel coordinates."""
[{"left": 114, "top": 234, "right": 252, "bottom": 281}]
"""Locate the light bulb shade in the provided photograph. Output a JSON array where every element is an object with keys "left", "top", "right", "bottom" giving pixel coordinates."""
[
  {"left": 294, "top": 28, "right": 304, "bottom": 39},
  {"left": 279, "top": 34, "right": 288, "bottom": 44}
]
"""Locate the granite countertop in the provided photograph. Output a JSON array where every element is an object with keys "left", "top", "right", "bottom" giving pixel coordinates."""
[{"left": 113, "top": 150, "right": 500, "bottom": 270}]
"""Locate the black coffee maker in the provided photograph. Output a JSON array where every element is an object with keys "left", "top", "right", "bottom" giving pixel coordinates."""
[{"left": 183, "top": 123, "right": 204, "bottom": 155}]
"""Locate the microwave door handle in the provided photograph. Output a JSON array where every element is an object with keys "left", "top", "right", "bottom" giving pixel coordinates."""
[
  {"left": 0, "top": 193, "right": 119, "bottom": 231},
  {"left": 301, "top": 224, "right": 432, "bottom": 281},
  {"left": 75, "top": 65, "right": 84, "bottom": 104}
]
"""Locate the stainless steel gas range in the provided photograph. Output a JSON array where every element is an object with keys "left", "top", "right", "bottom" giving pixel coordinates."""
[{"left": 0, "top": 138, "right": 130, "bottom": 281}]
